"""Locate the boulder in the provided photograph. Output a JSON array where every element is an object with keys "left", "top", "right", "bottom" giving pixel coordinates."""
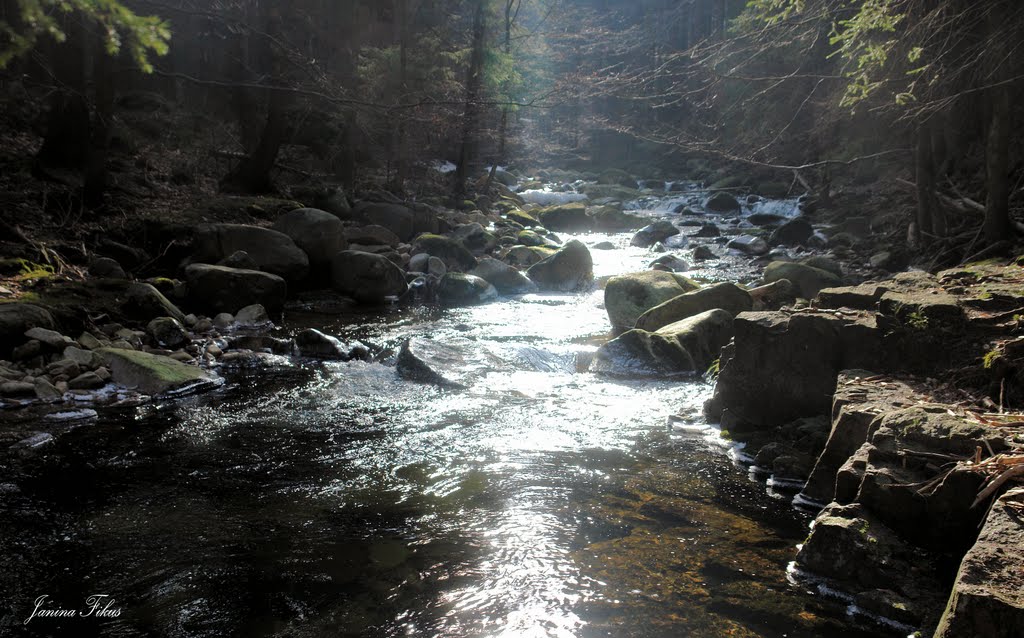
[
  {"left": 453, "top": 222, "right": 498, "bottom": 255},
  {"left": 935, "top": 491, "right": 1024, "bottom": 638},
  {"left": 0, "top": 303, "right": 55, "bottom": 353},
  {"left": 604, "top": 270, "right": 700, "bottom": 329},
  {"left": 591, "top": 207, "right": 646, "bottom": 231},
  {"left": 330, "top": 250, "right": 408, "bottom": 303},
  {"left": 537, "top": 202, "right": 594, "bottom": 232},
  {"left": 24, "top": 327, "right": 73, "bottom": 349},
  {"left": 800, "top": 255, "right": 843, "bottom": 277},
  {"left": 526, "top": 240, "right": 594, "bottom": 292},
  {"left": 193, "top": 223, "right": 309, "bottom": 283},
  {"left": 503, "top": 245, "right": 556, "bottom": 268},
  {"left": 123, "top": 282, "right": 186, "bottom": 323},
  {"left": 97, "top": 347, "right": 216, "bottom": 395},
  {"left": 184, "top": 264, "right": 287, "bottom": 314},
  {"left": 217, "top": 251, "right": 260, "bottom": 270},
  {"left": 437, "top": 273, "right": 499, "bottom": 307},
  {"left": 769, "top": 218, "right": 814, "bottom": 246},
  {"left": 146, "top": 317, "right": 189, "bottom": 349},
  {"left": 635, "top": 282, "right": 752, "bottom": 332},
  {"left": 63, "top": 346, "right": 104, "bottom": 369},
  {"left": 234, "top": 304, "right": 271, "bottom": 328},
  {"left": 691, "top": 245, "right": 717, "bottom": 261},
  {"left": 726, "top": 235, "right": 769, "bottom": 256},
  {"left": 271, "top": 207, "right": 348, "bottom": 266},
  {"left": 88, "top": 257, "right": 127, "bottom": 279},
  {"left": 69, "top": 371, "right": 106, "bottom": 390},
  {"left": 630, "top": 221, "right": 680, "bottom": 248},
  {"left": 591, "top": 309, "right": 735, "bottom": 378},
  {"left": 746, "top": 212, "right": 786, "bottom": 226},
  {"left": 506, "top": 209, "right": 539, "bottom": 227},
  {"left": 410, "top": 234, "right": 478, "bottom": 271},
  {"left": 295, "top": 328, "right": 364, "bottom": 360},
  {"left": 353, "top": 202, "right": 416, "bottom": 241},
  {"left": 763, "top": 261, "right": 841, "bottom": 299},
  {"left": 470, "top": 258, "right": 538, "bottom": 295},
  {"left": 704, "top": 191, "right": 740, "bottom": 212},
  {"left": 597, "top": 168, "right": 637, "bottom": 188},
  {"left": 816, "top": 284, "right": 888, "bottom": 310},
  {"left": 649, "top": 254, "right": 689, "bottom": 273},
  {"left": 346, "top": 224, "right": 402, "bottom": 248},
  {"left": 692, "top": 223, "right": 721, "bottom": 238}
]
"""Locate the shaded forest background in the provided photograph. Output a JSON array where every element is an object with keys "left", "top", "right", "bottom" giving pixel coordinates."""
[{"left": 1, "top": 0, "right": 1023, "bottom": 269}]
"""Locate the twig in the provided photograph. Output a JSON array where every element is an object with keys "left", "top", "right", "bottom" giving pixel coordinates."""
[{"left": 972, "top": 465, "right": 1024, "bottom": 508}]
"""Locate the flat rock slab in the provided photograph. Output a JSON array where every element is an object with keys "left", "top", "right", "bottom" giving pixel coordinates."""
[
  {"left": 936, "top": 490, "right": 1024, "bottom": 638},
  {"left": 396, "top": 337, "right": 503, "bottom": 389},
  {"left": 98, "top": 348, "right": 218, "bottom": 396}
]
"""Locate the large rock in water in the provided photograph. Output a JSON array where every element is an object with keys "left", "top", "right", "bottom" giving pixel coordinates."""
[
  {"left": 526, "top": 240, "right": 593, "bottom": 292},
  {"left": 635, "top": 282, "right": 752, "bottom": 332},
  {"left": 537, "top": 202, "right": 594, "bottom": 232},
  {"left": 396, "top": 337, "right": 503, "bottom": 388},
  {"left": 0, "top": 303, "right": 55, "bottom": 354},
  {"left": 763, "top": 261, "right": 841, "bottom": 299},
  {"left": 591, "top": 309, "right": 734, "bottom": 378},
  {"left": 470, "top": 257, "right": 538, "bottom": 295},
  {"left": 185, "top": 264, "right": 287, "bottom": 314},
  {"left": 704, "top": 191, "right": 740, "bottom": 212},
  {"left": 604, "top": 270, "right": 700, "bottom": 330},
  {"left": 330, "top": 250, "right": 408, "bottom": 302},
  {"left": 436, "top": 273, "right": 498, "bottom": 307},
  {"left": 97, "top": 347, "right": 216, "bottom": 395},
  {"left": 630, "top": 221, "right": 680, "bottom": 248},
  {"left": 193, "top": 223, "right": 309, "bottom": 283},
  {"left": 935, "top": 491, "right": 1024, "bottom": 638},
  {"left": 123, "top": 282, "right": 186, "bottom": 322},
  {"left": 271, "top": 208, "right": 347, "bottom": 266}
]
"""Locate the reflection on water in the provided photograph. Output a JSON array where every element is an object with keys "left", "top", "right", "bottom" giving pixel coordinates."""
[{"left": 1, "top": 219, "right": 876, "bottom": 637}]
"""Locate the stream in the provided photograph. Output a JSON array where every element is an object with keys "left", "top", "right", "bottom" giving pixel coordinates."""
[{"left": 0, "top": 187, "right": 881, "bottom": 637}]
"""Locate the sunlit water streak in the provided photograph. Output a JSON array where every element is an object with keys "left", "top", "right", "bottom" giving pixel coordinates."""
[{"left": 0, "top": 200, "right": 881, "bottom": 638}]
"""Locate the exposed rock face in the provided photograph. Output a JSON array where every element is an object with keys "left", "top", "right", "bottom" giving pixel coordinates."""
[
  {"left": 591, "top": 309, "right": 734, "bottom": 378},
  {"left": 526, "top": 240, "right": 593, "bottom": 292},
  {"left": 935, "top": 491, "right": 1024, "bottom": 638},
  {"left": 97, "top": 347, "right": 216, "bottom": 395},
  {"left": 272, "top": 207, "right": 348, "bottom": 266},
  {"left": 437, "top": 273, "right": 499, "bottom": 307},
  {"left": 330, "top": 250, "right": 408, "bottom": 302},
  {"left": 635, "top": 282, "right": 752, "bottom": 332},
  {"left": 193, "top": 223, "right": 310, "bottom": 283},
  {"left": 763, "top": 261, "right": 841, "bottom": 299},
  {"left": 185, "top": 264, "right": 287, "bottom": 314},
  {"left": 537, "top": 202, "right": 594, "bottom": 232},
  {"left": 604, "top": 271, "right": 700, "bottom": 330},
  {"left": 470, "top": 258, "right": 538, "bottom": 295}
]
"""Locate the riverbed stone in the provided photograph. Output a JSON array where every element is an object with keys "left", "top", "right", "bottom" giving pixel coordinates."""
[
  {"left": 634, "top": 282, "right": 752, "bottom": 332},
  {"left": 526, "top": 240, "right": 593, "bottom": 292},
  {"left": 33, "top": 377, "right": 62, "bottom": 401},
  {"left": 124, "top": 282, "right": 187, "bottom": 323},
  {"left": 347, "top": 224, "right": 402, "bottom": 248},
  {"left": 453, "top": 222, "right": 498, "bottom": 255},
  {"left": 25, "top": 327, "right": 73, "bottom": 350},
  {"left": 330, "top": 250, "right": 408, "bottom": 302},
  {"left": 704, "top": 191, "right": 740, "bottom": 212},
  {"left": 272, "top": 207, "right": 348, "bottom": 267},
  {"left": 193, "top": 223, "right": 309, "bottom": 283},
  {"left": 146, "top": 317, "right": 189, "bottom": 349},
  {"left": 396, "top": 337, "right": 503, "bottom": 388},
  {"left": 0, "top": 304, "right": 55, "bottom": 354},
  {"left": 62, "top": 346, "right": 103, "bottom": 370},
  {"left": 815, "top": 283, "right": 889, "bottom": 310},
  {"left": 12, "top": 340, "right": 41, "bottom": 361},
  {"left": 630, "top": 221, "right": 680, "bottom": 248},
  {"left": 769, "top": 218, "right": 814, "bottom": 246},
  {"left": 217, "top": 250, "right": 260, "bottom": 270},
  {"left": 295, "top": 329, "right": 352, "bottom": 360},
  {"left": 88, "top": 257, "right": 127, "bottom": 279},
  {"left": 437, "top": 273, "right": 499, "bottom": 307},
  {"left": 234, "top": 304, "right": 271, "bottom": 329},
  {"left": 97, "top": 347, "right": 216, "bottom": 395},
  {"left": 470, "top": 258, "right": 538, "bottom": 295},
  {"left": 185, "top": 264, "right": 287, "bottom": 314},
  {"left": 591, "top": 309, "right": 735, "bottom": 378},
  {"left": 68, "top": 371, "right": 105, "bottom": 390},
  {"left": 604, "top": 270, "right": 700, "bottom": 330},
  {"left": 726, "top": 235, "right": 769, "bottom": 255}
]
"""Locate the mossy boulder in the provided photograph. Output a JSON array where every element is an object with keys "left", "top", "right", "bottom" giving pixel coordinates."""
[
  {"left": 503, "top": 245, "right": 556, "bottom": 268},
  {"left": 507, "top": 209, "right": 540, "bottom": 227},
  {"left": 604, "top": 271, "right": 700, "bottom": 330},
  {"left": 635, "top": 282, "right": 753, "bottom": 332},
  {"left": 537, "top": 202, "right": 594, "bottom": 232},
  {"left": 97, "top": 347, "right": 216, "bottom": 395},
  {"left": 411, "top": 234, "right": 478, "bottom": 271}
]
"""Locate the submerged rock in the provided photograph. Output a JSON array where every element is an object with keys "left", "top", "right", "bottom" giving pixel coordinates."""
[
  {"left": 396, "top": 337, "right": 502, "bottom": 388},
  {"left": 470, "top": 258, "right": 538, "bottom": 295},
  {"left": 294, "top": 329, "right": 367, "bottom": 360}
]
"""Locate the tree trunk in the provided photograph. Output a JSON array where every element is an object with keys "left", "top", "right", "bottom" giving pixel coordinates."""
[
  {"left": 37, "top": 17, "right": 90, "bottom": 170},
  {"left": 453, "top": 0, "right": 487, "bottom": 201},
  {"left": 984, "top": 85, "right": 1012, "bottom": 243},
  {"left": 220, "top": 88, "right": 288, "bottom": 194},
  {"left": 83, "top": 35, "right": 115, "bottom": 207},
  {"left": 915, "top": 124, "right": 944, "bottom": 243}
]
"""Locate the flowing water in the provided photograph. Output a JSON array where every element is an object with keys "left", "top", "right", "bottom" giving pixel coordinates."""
[{"left": 0, "top": 194, "right": 880, "bottom": 637}]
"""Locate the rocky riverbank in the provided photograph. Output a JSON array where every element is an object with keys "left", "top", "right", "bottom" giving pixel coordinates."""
[{"left": 3, "top": 164, "right": 1021, "bottom": 636}]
